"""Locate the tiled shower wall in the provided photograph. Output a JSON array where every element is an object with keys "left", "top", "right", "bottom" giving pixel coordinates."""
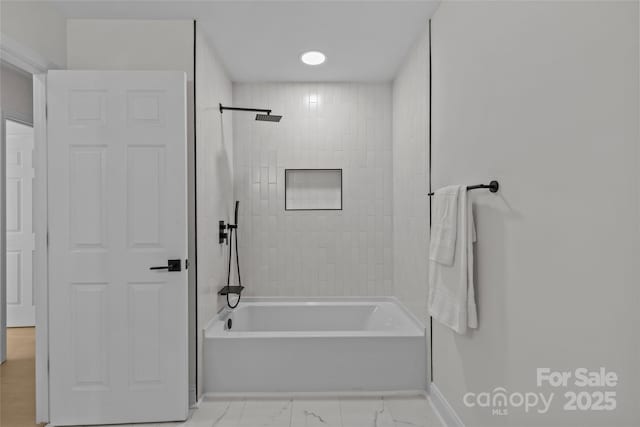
[
  {"left": 392, "top": 26, "right": 430, "bottom": 321},
  {"left": 391, "top": 25, "right": 431, "bottom": 384},
  {"left": 233, "top": 83, "right": 393, "bottom": 297}
]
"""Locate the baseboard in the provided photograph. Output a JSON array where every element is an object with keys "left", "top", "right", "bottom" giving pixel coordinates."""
[
  {"left": 429, "top": 383, "right": 465, "bottom": 427},
  {"left": 203, "top": 389, "right": 428, "bottom": 400},
  {"left": 191, "top": 394, "right": 204, "bottom": 409}
]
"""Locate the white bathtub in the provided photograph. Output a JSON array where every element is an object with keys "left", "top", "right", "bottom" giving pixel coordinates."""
[{"left": 203, "top": 297, "right": 426, "bottom": 394}]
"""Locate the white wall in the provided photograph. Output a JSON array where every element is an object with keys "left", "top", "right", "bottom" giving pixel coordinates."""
[
  {"left": 233, "top": 83, "right": 393, "bottom": 297},
  {"left": 67, "top": 20, "right": 193, "bottom": 80},
  {"left": 1, "top": 63, "right": 33, "bottom": 124},
  {"left": 0, "top": 0, "right": 67, "bottom": 68},
  {"left": 67, "top": 17, "right": 235, "bottom": 403},
  {"left": 431, "top": 2, "right": 639, "bottom": 426},
  {"left": 194, "top": 28, "right": 234, "bottom": 397},
  {"left": 67, "top": 19, "right": 199, "bottom": 403}
]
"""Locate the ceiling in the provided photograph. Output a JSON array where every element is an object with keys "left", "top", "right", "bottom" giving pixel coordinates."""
[{"left": 51, "top": 1, "right": 440, "bottom": 82}]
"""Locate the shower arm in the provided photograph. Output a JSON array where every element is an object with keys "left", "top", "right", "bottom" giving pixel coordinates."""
[{"left": 219, "top": 103, "right": 272, "bottom": 115}]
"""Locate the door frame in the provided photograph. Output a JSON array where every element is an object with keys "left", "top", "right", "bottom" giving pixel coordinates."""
[{"left": 0, "top": 34, "right": 52, "bottom": 423}]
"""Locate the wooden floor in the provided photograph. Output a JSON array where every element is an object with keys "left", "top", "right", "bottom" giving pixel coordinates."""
[{"left": 0, "top": 327, "right": 44, "bottom": 427}]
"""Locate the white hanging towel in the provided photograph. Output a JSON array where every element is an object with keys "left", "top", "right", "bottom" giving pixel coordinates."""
[
  {"left": 429, "top": 185, "right": 460, "bottom": 265},
  {"left": 428, "top": 185, "right": 478, "bottom": 334}
]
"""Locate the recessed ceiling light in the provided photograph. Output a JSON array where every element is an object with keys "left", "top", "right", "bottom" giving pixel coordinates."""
[{"left": 301, "top": 51, "right": 326, "bottom": 66}]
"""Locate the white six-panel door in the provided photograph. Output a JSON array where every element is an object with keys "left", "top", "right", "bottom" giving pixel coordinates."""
[
  {"left": 47, "top": 71, "right": 188, "bottom": 425},
  {"left": 5, "top": 119, "right": 35, "bottom": 327}
]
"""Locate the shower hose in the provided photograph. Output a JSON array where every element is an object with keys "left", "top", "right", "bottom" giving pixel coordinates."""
[{"left": 226, "top": 225, "right": 241, "bottom": 309}]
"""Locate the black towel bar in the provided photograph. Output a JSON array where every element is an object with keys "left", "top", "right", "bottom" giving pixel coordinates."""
[{"left": 428, "top": 180, "right": 499, "bottom": 196}]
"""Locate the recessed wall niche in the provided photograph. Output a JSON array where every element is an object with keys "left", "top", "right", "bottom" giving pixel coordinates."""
[{"left": 284, "top": 169, "right": 342, "bottom": 211}]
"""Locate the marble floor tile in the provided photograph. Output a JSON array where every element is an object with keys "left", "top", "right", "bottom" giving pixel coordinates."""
[
  {"left": 291, "top": 398, "right": 342, "bottom": 427},
  {"left": 237, "top": 399, "right": 293, "bottom": 427},
  {"left": 339, "top": 397, "right": 395, "bottom": 427},
  {"left": 66, "top": 395, "right": 443, "bottom": 427},
  {"left": 384, "top": 396, "right": 443, "bottom": 427},
  {"left": 84, "top": 422, "right": 185, "bottom": 427},
  {"left": 186, "top": 399, "right": 245, "bottom": 427}
]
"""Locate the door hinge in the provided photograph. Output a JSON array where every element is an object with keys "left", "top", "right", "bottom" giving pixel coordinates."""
[
  {"left": 45, "top": 104, "right": 48, "bottom": 120},
  {"left": 185, "top": 259, "right": 189, "bottom": 270},
  {"left": 46, "top": 231, "right": 49, "bottom": 247}
]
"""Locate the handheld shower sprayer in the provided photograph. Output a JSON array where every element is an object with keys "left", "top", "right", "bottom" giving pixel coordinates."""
[
  {"left": 218, "top": 200, "right": 239, "bottom": 245},
  {"left": 218, "top": 201, "right": 243, "bottom": 309},
  {"left": 234, "top": 200, "right": 239, "bottom": 227},
  {"left": 225, "top": 201, "right": 239, "bottom": 235}
]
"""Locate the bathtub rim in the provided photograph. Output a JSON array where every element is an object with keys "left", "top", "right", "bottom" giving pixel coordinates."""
[{"left": 204, "top": 296, "right": 425, "bottom": 339}]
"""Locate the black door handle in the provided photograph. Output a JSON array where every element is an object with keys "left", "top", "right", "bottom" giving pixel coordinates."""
[{"left": 150, "top": 259, "right": 181, "bottom": 272}]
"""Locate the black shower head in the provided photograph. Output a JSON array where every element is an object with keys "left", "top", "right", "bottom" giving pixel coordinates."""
[
  {"left": 255, "top": 114, "right": 282, "bottom": 123},
  {"left": 220, "top": 104, "right": 282, "bottom": 123}
]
